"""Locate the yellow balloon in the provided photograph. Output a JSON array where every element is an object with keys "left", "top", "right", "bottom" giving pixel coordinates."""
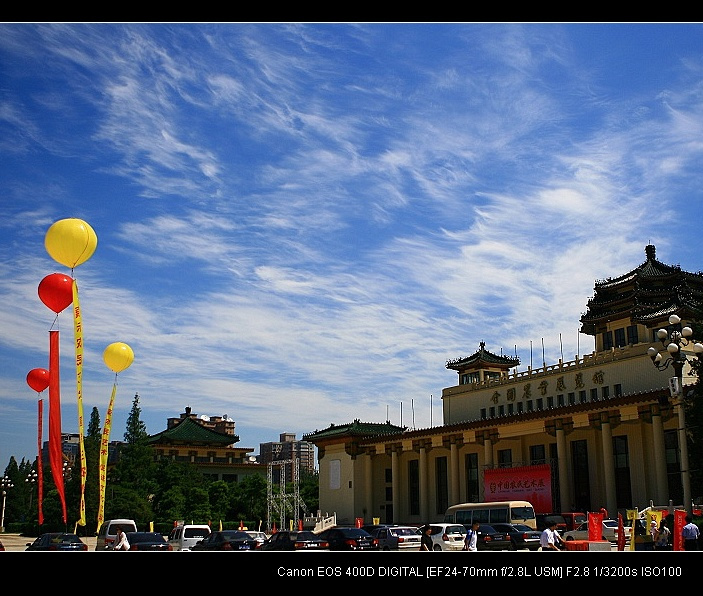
[
  {"left": 103, "top": 342, "right": 134, "bottom": 373},
  {"left": 45, "top": 218, "right": 98, "bottom": 269}
]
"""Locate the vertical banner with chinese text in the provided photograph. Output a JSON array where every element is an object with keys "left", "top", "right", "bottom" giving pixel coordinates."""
[{"left": 72, "top": 280, "right": 86, "bottom": 526}]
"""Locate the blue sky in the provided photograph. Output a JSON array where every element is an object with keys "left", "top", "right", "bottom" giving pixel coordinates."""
[{"left": 2, "top": 23, "right": 703, "bottom": 467}]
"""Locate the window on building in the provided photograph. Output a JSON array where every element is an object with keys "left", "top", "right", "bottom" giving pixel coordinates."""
[
  {"left": 498, "top": 449, "right": 512, "bottom": 468},
  {"left": 530, "top": 444, "right": 546, "bottom": 465},
  {"left": 498, "top": 405, "right": 505, "bottom": 416},
  {"left": 436, "top": 457, "right": 448, "bottom": 514},
  {"left": 508, "top": 403, "right": 514, "bottom": 415},
  {"left": 490, "top": 406, "right": 496, "bottom": 418},
  {"left": 602, "top": 386, "right": 610, "bottom": 399},
  {"left": 579, "top": 390, "right": 587, "bottom": 403},
  {"left": 547, "top": 396, "right": 554, "bottom": 408},
  {"left": 603, "top": 330, "right": 613, "bottom": 350},
  {"left": 465, "top": 452, "right": 479, "bottom": 503},
  {"left": 481, "top": 408, "right": 487, "bottom": 419},
  {"left": 614, "top": 384, "right": 622, "bottom": 397},
  {"left": 591, "top": 388, "right": 599, "bottom": 401},
  {"left": 385, "top": 486, "right": 392, "bottom": 501},
  {"left": 568, "top": 392, "right": 575, "bottom": 405},
  {"left": 385, "top": 468, "right": 392, "bottom": 483},
  {"left": 613, "top": 435, "right": 632, "bottom": 509},
  {"left": 527, "top": 400, "right": 533, "bottom": 411},
  {"left": 536, "top": 398, "right": 543, "bottom": 410},
  {"left": 461, "top": 372, "right": 480, "bottom": 385},
  {"left": 614, "top": 327, "right": 626, "bottom": 348},
  {"left": 517, "top": 402, "right": 523, "bottom": 413},
  {"left": 627, "top": 325, "right": 638, "bottom": 345},
  {"left": 408, "top": 459, "right": 419, "bottom": 516},
  {"left": 557, "top": 394, "right": 565, "bottom": 407}
]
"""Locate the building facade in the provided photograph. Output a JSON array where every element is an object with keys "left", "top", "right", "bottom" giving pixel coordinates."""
[
  {"left": 259, "top": 433, "right": 316, "bottom": 483},
  {"left": 147, "top": 406, "right": 266, "bottom": 482},
  {"left": 305, "top": 245, "right": 703, "bottom": 526}
]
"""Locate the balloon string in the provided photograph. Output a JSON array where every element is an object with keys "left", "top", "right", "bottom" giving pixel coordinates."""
[{"left": 49, "top": 313, "right": 60, "bottom": 331}]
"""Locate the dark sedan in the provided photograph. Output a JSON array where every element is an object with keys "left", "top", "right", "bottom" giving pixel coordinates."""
[
  {"left": 191, "top": 530, "right": 258, "bottom": 551},
  {"left": 25, "top": 533, "right": 88, "bottom": 551},
  {"left": 261, "top": 530, "right": 329, "bottom": 551},
  {"left": 490, "top": 522, "right": 542, "bottom": 551},
  {"left": 317, "top": 527, "right": 379, "bottom": 551},
  {"left": 475, "top": 524, "right": 512, "bottom": 551},
  {"left": 125, "top": 532, "right": 173, "bottom": 551}
]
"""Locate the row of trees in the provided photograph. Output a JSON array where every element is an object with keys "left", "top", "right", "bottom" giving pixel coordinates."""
[{"left": 2, "top": 394, "right": 319, "bottom": 536}]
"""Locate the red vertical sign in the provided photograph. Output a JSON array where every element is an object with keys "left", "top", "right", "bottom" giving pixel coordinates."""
[{"left": 49, "top": 330, "right": 67, "bottom": 524}]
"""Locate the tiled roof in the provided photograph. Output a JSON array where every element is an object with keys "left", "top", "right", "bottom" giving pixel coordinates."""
[
  {"left": 303, "top": 419, "right": 405, "bottom": 442},
  {"left": 147, "top": 416, "right": 237, "bottom": 446},
  {"left": 580, "top": 245, "right": 703, "bottom": 334},
  {"left": 446, "top": 341, "right": 520, "bottom": 371}
]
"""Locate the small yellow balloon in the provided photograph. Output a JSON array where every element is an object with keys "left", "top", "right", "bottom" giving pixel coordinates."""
[
  {"left": 103, "top": 342, "right": 134, "bottom": 373},
  {"left": 45, "top": 218, "right": 98, "bottom": 269}
]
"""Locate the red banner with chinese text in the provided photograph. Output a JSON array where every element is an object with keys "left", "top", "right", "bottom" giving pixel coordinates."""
[
  {"left": 588, "top": 511, "right": 604, "bottom": 541},
  {"left": 483, "top": 463, "right": 552, "bottom": 512}
]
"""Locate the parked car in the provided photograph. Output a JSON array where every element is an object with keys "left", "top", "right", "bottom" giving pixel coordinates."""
[
  {"left": 563, "top": 519, "right": 627, "bottom": 543},
  {"left": 191, "top": 530, "right": 259, "bottom": 551},
  {"left": 317, "top": 527, "right": 379, "bottom": 551},
  {"left": 426, "top": 523, "right": 466, "bottom": 551},
  {"left": 475, "top": 523, "right": 512, "bottom": 551},
  {"left": 95, "top": 518, "right": 138, "bottom": 550},
  {"left": 370, "top": 525, "right": 422, "bottom": 551},
  {"left": 168, "top": 523, "right": 211, "bottom": 551},
  {"left": 245, "top": 531, "right": 268, "bottom": 548},
  {"left": 25, "top": 532, "right": 88, "bottom": 551},
  {"left": 490, "top": 522, "right": 542, "bottom": 551},
  {"left": 261, "top": 530, "right": 329, "bottom": 551},
  {"left": 125, "top": 532, "right": 173, "bottom": 551}
]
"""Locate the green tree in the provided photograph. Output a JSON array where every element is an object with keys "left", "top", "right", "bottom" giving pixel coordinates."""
[
  {"left": 230, "top": 474, "right": 267, "bottom": 525},
  {"left": 107, "top": 393, "right": 157, "bottom": 527}
]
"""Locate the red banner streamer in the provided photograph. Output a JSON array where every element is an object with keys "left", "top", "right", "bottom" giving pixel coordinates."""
[
  {"left": 49, "top": 330, "right": 67, "bottom": 524},
  {"left": 37, "top": 398, "right": 44, "bottom": 525}
]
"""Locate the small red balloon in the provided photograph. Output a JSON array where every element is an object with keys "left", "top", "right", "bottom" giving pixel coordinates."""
[
  {"left": 38, "top": 272, "right": 74, "bottom": 314},
  {"left": 26, "top": 368, "right": 50, "bottom": 393}
]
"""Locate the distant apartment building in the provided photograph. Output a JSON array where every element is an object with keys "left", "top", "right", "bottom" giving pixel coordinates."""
[{"left": 259, "top": 433, "right": 317, "bottom": 483}]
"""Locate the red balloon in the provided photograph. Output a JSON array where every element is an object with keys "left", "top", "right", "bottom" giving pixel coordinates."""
[
  {"left": 38, "top": 272, "right": 74, "bottom": 314},
  {"left": 26, "top": 368, "right": 50, "bottom": 393}
]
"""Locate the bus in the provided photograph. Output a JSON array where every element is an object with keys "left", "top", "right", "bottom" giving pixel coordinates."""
[{"left": 444, "top": 501, "right": 537, "bottom": 530}]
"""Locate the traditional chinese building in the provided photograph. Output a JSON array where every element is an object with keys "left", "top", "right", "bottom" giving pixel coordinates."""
[{"left": 305, "top": 245, "right": 703, "bottom": 526}]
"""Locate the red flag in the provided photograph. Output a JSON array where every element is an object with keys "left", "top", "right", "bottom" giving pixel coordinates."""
[
  {"left": 49, "top": 330, "right": 67, "bottom": 524},
  {"left": 617, "top": 513, "right": 626, "bottom": 551},
  {"left": 37, "top": 398, "right": 44, "bottom": 525}
]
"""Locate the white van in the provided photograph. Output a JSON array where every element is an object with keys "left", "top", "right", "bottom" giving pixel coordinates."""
[
  {"left": 168, "top": 524, "right": 211, "bottom": 551},
  {"left": 95, "top": 518, "right": 138, "bottom": 550}
]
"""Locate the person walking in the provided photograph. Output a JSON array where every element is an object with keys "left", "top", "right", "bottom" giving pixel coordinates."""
[
  {"left": 654, "top": 520, "right": 670, "bottom": 550},
  {"left": 682, "top": 515, "right": 700, "bottom": 551},
  {"left": 420, "top": 525, "right": 434, "bottom": 551},
  {"left": 464, "top": 520, "right": 480, "bottom": 551},
  {"left": 540, "top": 519, "right": 561, "bottom": 551},
  {"left": 113, "top": 526, "right": 130, "bottom": 551}
]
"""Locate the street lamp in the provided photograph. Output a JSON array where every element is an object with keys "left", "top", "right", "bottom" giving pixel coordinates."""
[
  {"left": 647, "top": 314, "right": 703, "bottom": 516},
  {"left": 26, "top": 469, "right": 38, "bottom": 510},
  {"left": 1, "top": 475, "right": 14, "bottom": 533}
]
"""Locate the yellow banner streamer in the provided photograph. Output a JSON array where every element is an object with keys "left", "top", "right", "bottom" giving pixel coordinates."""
[
  {"left": 72, "top": 280, "right": 87, "bottom": 526},
  {"left": 97, "top": 382, "right": 117, "bottom": 533}
]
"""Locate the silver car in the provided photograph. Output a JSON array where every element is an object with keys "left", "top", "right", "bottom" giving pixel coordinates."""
[{"left": 371, "top": 525, "right": 422, "bottom": 551}]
